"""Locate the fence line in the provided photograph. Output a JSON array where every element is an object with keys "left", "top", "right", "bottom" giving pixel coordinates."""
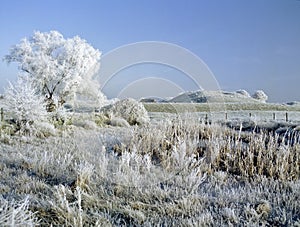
[
  {"left": 195, "top": 112, "right": 297, "bottom": 123},
  {"left": 0, "top": 108, "right": 298, "bottom": 123},
  {"left": 221, "top": 112, "right": 291, "bottom": 122}
]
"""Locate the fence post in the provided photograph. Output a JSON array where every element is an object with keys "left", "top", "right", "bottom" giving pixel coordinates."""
[
  {"left": 205, "top": 113, "right": 208, "bottom": 122},
  {"left": 0, "top": 108, "right": 3, "bottom": 122},
  {"left": 285, "top": 112, "right": 288, "bottom": 122}
]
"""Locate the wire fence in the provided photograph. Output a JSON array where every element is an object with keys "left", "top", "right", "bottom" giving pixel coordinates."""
[
  {"left": 149, "top": 111, "right": 300, "bottom": 123},
  {"left": 218, "top": 111, "right": 290, "bottom": 122},
  {"left": 1, "top": 107, "right": 300, "bottom": 123}
]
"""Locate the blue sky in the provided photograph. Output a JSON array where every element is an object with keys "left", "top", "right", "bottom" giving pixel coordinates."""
[{"left": 0, "top": 0, "right": 300, "bottom": 102}]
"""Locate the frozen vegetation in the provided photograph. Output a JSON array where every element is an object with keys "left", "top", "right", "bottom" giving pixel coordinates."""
[
  {"left": 3, "top": 30, "right": 104, "bottom": 112},
  {"left": 101, "top": 98, "right": 150, "bottom": 126},
  {"left": 0, "top": 30, "right": 300, "bottom": 226},
  {"left": 0, "top": 115, "right": 300, "bottom": 226}
]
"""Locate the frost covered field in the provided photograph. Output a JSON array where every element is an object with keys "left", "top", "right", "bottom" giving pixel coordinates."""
[
  {"left": 0, "top": 103, "right": 300, "bottom": 226},
  {"left": 0, "top": 30, "right": 299, "bottom": 226}
]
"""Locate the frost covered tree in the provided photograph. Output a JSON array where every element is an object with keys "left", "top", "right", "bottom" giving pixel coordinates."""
[
  {"left": 4, "top": 31, "right": 102, "bottom": 111},
  {"left": 252, "top": 90, "right": 268, "bottom": 102},
  {"left": 4, "top": 75, "right": 47, "bottom": 133},
  {"left": 72, "top": 69, "right": 107, "bottom": 109}
]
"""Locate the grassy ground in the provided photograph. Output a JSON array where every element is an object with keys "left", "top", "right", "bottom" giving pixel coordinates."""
[
  {"left": 143, "top": 102, "right": 300, "bottom": 113},
  {"left": 0, "top": 116, "right": 299, "bottom": 226}
]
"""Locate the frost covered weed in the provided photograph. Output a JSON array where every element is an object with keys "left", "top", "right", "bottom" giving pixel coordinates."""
[
  {"left": 0, "top": 118, "right": 299, "bottom": 226},
  {"left": 0, "top": 196, "right": 39, "bottom": 226}
]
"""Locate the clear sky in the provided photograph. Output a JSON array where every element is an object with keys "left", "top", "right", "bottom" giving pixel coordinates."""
[{"left": 0, "top": 0, "right": 300, "bottom": 102}]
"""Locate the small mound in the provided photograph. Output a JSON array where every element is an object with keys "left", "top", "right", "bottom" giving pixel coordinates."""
[{"left": 101, "top": 98, "right": 150, "bottom": 126}]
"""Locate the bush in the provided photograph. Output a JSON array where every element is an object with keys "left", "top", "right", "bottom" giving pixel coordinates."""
[
  {"left": 101, "top": 98, "right": 150, "bottom": 125},
  {"left": 3, "top": 76, "right": 48, "bottom": 135}
]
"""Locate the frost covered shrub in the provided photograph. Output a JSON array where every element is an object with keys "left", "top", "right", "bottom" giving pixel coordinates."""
[
  {"left": 101, "top": 98, "right": 150, "bottom": 125},
  {"left": 4, "top": 76, "right": 48, "bottom": 134},
  {"left": 252, "top": 90, "right": 268, "bottom": 102},
  {"left": 236, "top": 89, "right": 250, "bottom": 97}
]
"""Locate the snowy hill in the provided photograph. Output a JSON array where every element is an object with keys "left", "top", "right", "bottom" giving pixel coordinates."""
[{"left": 169, "top": 90, "right": 261, "bottom": 103}]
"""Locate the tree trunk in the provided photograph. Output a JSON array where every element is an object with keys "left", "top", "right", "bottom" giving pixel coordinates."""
[{"left": 46, "top": 97, "right": 56, "bottom": 112}]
